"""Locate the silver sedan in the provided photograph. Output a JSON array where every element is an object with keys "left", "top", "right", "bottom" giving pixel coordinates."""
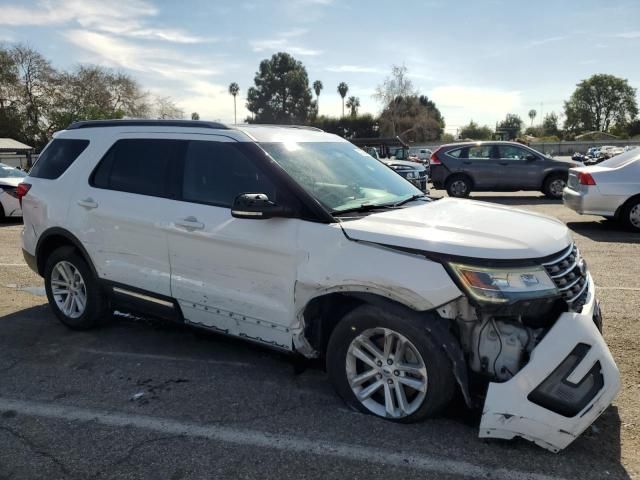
[{"left": 563, "top": 149, "right": 640, "bottom": 231}]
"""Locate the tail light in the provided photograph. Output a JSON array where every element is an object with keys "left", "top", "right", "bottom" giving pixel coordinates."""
[
  {"left": 16, "top": 182, "right": 31, "bottom": 206},
  {"left": 578, "top": 172, "right": 596, "bottom": 186},
  {"left": 429, "top": 149, "right": 442, "bottom": 165}
]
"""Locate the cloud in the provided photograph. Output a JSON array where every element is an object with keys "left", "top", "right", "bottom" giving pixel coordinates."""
[
  {"left": 527, "top": 36, "right": 567, "bottom": 47},
  {"left": 0, "top": 0, "right": 211, "bottom": 43},
  {"left": 250, "top": 30, "right": 322, "bottom": 56},
  {"left": 612, "top": 31, "right": 640, "bottom": 39},
  {"left": 326, "top": 65, "right": 382, "bottom": 73}
]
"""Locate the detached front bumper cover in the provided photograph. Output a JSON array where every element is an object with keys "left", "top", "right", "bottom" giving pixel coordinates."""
[{"left": 479, "top": 274, "right": 621, "bottom": 452}]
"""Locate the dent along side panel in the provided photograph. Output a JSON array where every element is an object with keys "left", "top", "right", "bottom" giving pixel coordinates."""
[{"left": 292, "top": 221, "right": 463, "bottom": 355}]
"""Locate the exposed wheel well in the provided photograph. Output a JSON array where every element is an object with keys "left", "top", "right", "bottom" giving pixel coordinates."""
[{"left": 36, "top": 230, "right": 96, "bottom": 277}]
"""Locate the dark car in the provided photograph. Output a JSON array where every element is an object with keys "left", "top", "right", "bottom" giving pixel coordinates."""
[
  {"left": 365, "top": 147, "right": 428, "bottom": 192},
  {"left": 430, "top": 141, "right": 579, "bottom": 198}
]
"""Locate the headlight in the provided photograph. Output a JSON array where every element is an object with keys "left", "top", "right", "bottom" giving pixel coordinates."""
[
  {"left": 449, "top": 263, "right": 558, "bottom": 304},
  {"left": 405, "top": 171, "right": 419, "bottom": 179}
]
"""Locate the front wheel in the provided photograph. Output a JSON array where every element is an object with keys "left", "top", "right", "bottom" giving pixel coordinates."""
[
  {"left": 326, "top": 305, "right": 455, "bottom": 423},
  {"left": 542, "top": 174, "right": 566, "bottom": 199}
]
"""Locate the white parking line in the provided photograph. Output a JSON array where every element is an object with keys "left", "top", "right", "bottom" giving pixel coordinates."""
[
  {"left": 0, "top": 397, "right": 566, "bottom": 480},
  {"left": 0, "top": 263, "right": 28, "bottom": 267}
]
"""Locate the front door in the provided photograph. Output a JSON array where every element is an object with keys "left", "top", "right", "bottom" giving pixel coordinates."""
[
  {"left": 165, "top": 138, "right": 302, "bottom": 350},
  {"left": 494, "top": 144, "right": 541, "bottom": 189}
]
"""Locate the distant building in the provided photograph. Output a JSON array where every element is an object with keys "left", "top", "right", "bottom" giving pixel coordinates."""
[{"left": 0, "top": 138, "right": 34, "bottom": 169}]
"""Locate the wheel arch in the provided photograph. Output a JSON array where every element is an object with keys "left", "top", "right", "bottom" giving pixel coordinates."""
[
  {"left": 445, "top": 171, "right": 475, "bottom": 188},
  {"left": 35, "top": 227, "right": 97, "bottom": 277},
  {"left": 299, "top": 290, "right": 473, "bottom": 407},
  {"left": 541, "top": 169, "right": 568, "bottom": 189},
  {"left": 614, "top": 193, "right": 640, "bottom": 220}
]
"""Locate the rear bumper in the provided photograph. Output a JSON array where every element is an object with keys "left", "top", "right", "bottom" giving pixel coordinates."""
[
  {"left": 0, "top": 195, "right": 22, "bottom": 217},
  {"left": 480, "top": 274, "right": 620, "bottom": 452},
  {"left": 563, "top": 187, "right": 616, "bottom": 217}
]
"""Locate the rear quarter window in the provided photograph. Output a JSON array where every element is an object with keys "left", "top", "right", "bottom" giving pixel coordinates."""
[
  {"left": 29, "top": 139, "right": 89, "bottom": 179},
  {"left": 445, "top": 148, "right": 466, "bottom": 159}
]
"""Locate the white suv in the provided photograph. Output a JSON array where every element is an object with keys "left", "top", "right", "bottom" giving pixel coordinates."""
[{"left": 19, "top": 120, "right": 620, "bottom": 452}]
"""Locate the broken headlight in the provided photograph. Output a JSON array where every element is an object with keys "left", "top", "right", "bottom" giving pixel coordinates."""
[{"left": 449, "top": 263, "right": 558, "bottom": 304}]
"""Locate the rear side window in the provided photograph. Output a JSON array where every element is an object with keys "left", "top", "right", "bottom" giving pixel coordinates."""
[
  {"left": 92, "top": 139, "right": 184, "bottom": 198},
  {"left": 446, "top": 148, "right": 463, "bottom": 158},
  {"left": 468, "top": 145, "right": 491, "bottom": 159},
  {"left": 182, "top": 141, "right": 276, "bottom": 207},
  {"left": 29, "top": 139, "right": 89, "bottom": 179}
]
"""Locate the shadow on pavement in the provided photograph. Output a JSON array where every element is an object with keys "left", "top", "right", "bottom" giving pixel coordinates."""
[
  {"left": 466, "top": 195, "right": 561, "bottom": 206},
  {"left": 567, "top": 221, "right": 637, "bottom": 243},
  {"left": 0, "top": 218, "right": 22, "bottom": 228}
]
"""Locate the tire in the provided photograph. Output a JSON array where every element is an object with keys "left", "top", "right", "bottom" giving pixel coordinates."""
[
  {"left": 542, "top": 173, "right": 567, "bottom": 199},
  {"left": 445, "top": 175, "right": 472, "bottom": 198},
  {"left": 44, "top": 246, "right": 108, "bottom": 329},
  {"left": 326, "top": 304, "right": 455, "bottom": 423},
  {"left": 621, "top": 198, "right": 640, "bottom": 232}
]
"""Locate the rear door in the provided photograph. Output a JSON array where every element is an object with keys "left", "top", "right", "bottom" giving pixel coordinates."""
[
  {"left": 459, "top": 144, "right": 498, "bottom": 188},
  {"left": 164, "top": 137, "right": 302, "bottom": 350},
  {"left": 495, "top": 144, "right": 541, "bottom": 188},
  {"left": 68, "top": 136, "right": 183, "bottom": 296}
]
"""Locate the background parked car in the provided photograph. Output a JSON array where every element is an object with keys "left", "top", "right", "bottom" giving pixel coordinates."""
[
  {"left": 430, "top": 141, "right": 579, "bottom": 198},
  {"left": 365, "top": 147, "right": 429, "bottom": 192},
  {"left": 408, "top": 147, "right": 433, "bottom": 164},
  {"left": 563, "top": 149, "right": 640, "bottom": 231},
  {"left": 0, "top": 162, "right": 26, "bottom": 220}
]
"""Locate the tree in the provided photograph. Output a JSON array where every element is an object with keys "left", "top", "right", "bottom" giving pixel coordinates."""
[
  {"left": 191, "top": 112, "right": 200, "bottom": 120},
  {"left": 345, "top": 96, "right": 360, "bottom": 117},
  {"left": 228, "top": 82, "right": 239, "bottom": 124},
  {"left": 310, "top": 114, "right": 378, "bottom": 139},
  {"left": 337, "top": 82, "right": 349, "bottom": 117},
  {"left": 313, "top": 80, "right": 323, "bottom": 112},
  {"left": 541, "top": 112, "right": 560, "bottom": 137},
  {"left": 154, "top": 96, "right": 184, "bottom": 119},
  {"left": 497, "top": 113, "right": 523, "bottom": 140},
  {"left": 459, "top": 120, "right": 493, "bottom": 140},
  {"left": 379, "top": 95, "right": 444, "bottom": 142},
  {"left": 564, "top": 74, "right": 638, "bottom": 133},
  {"left": 528, "top": 109, "right": 537, "bottom": 126},
  {"left": 374, "top": 65, "right": 417, "bottom": 136},
  {"left": 246, "top": 52, "right": 315, "bottom": 124}
]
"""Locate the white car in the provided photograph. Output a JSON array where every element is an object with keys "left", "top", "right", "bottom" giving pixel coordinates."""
[
  {"left": 0, "top": 162, "right": 27, "bottom": 219},
  {"left": 20, "top": 120, "right": 620, "bottom": 452},
  {"left": 563, "top": 149, "right": 640, "bottom": 231}
]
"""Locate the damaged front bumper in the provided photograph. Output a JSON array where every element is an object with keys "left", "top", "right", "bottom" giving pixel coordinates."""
[{"left": 479, "top": 274, "right": 621, "bottom": 452}]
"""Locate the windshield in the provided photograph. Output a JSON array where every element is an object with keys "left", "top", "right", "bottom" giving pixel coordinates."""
[
  {"left": 260, "top": 142, "right": 421, "bottom": 212},
  {"left": 597, "top": 149, "right": 640, "bottom": 169},
  {"left": 0, "top": 164, "right": 26, "bottom": 178}
]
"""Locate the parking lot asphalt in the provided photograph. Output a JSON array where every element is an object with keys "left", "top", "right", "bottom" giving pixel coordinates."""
[{"left": 0, "top": 191, "right": 638, "bottom": 480}]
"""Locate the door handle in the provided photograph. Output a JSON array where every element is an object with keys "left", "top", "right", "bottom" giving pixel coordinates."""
[
  {"left": 77, "top": 198, "right": 98, "bottom": 209},
  {"left": 175, "top": 216, "right": 204, "bottom": 231}
]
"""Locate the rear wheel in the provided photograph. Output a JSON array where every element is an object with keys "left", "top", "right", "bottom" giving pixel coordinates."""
[
  {"left": 44, "top": 247, "right": 108, "bottom": 329},
  {"left": 326, "top": 304, "right": 455, "bottom": 423},
  {"left": 621, "top": 198, "right": 640, "bottom": 232},
  {"left": 542, "top": 173, "right": 566, "bottom": 199},
  {"left": 445, "top": 175, "right": 472, "bottom": 198}
]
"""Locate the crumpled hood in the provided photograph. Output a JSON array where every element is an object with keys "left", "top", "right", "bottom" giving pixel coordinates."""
[{"left": 340, "top": 198, "right": 572, "bottom": 260}]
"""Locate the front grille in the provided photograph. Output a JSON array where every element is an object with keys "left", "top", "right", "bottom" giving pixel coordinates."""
[{"left": 542, "top": 243, "right": 589, "bottom": 312}]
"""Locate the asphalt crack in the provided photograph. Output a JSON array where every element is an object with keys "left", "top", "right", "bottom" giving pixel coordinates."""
[{"left": 0, "top": 425, "right": 73, "bottom": 478}]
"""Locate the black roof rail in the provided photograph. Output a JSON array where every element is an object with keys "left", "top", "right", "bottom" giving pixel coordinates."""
[{"left": 67, "top": 119, "right": 229, "bottom": 130}]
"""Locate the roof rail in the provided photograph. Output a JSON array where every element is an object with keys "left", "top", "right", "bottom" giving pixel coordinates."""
[
  {"left": 67, "top": 119, "right": 229, "bottom": 130},
  {"left": 235, "top": 123, "right": 324, "bottom": 132}
]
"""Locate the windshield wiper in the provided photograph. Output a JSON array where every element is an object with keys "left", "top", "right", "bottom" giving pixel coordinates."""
[
  {"left": 393, "top": 193, "right": 428, "bottom": 207},
  {"left": 332, "top": 203, "right": 398, "bottom": 216}
]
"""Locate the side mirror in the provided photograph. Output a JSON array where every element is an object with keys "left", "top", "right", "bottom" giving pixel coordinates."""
[
  {"left": 231, "top": 193, "right": 289, "bottom": 220},
  {"left": 525, "top": 154, "right": 537, "bottom": 161}
]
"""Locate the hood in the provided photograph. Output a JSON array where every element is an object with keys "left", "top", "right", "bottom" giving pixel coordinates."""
[
  {"left": 0, "top": 177, "right": 24, "bottom": 187},
  {"left": 340, "top": 198, "right": 572, "bottom": 260},
  {"left": 381, "top": 159, "right": 425, "bottom": 170}
]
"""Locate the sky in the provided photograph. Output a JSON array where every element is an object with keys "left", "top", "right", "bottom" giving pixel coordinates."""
[{"left": 0, "top": 0, "right": 639, "bottom": 134}]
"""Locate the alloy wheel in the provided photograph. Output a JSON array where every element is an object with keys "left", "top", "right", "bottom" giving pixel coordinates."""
[
  {"left": 630, "top": 204, "right": 640, "bottom": 229},
  {"left": 346, "top": 328, "right": 428, "bottom": 419},
  {"left": 50, "top": 260, "right": 87, "bottom": 319},
  {"left": 549, "top": 179, "right": 566, "bottom": 197},
  {"left": 450, "top": 180, "right": 468, "bottom": 196}
]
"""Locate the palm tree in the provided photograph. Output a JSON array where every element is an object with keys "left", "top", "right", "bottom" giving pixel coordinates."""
[
  {"left": 313, "top": 80, "right": 323, "bottom": 112},
  {"left": 345, "top": 96, "right": 360, "bottom": 117},
  {"left": 528, "top": 109, "right": 537, "bottom": 127},
  {"left": 337, "top": 82, "right": 349, "bottom": 117},
  {"left": 228, "top": 82, "right": 240, "bottom": 124}
]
